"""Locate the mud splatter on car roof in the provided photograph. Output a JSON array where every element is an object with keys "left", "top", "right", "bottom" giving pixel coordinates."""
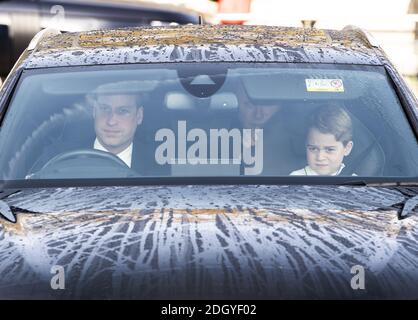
[
  {"left": 37, "top": 25, "right": 375, "bottom": 52},
  {"left": 26, "top": 25, "right": 381, "bottom": 69}
]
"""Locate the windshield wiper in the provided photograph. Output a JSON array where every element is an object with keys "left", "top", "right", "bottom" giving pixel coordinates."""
[
  {"left": 0, "top": 189, "right": 20, "bottom": 223},
  {"left": 340, "top": 180, "right": 418, "bottom": 187},
  {"left": 340, "top": 180, "right": 418, "bottom": 219},
  {"left": 0, "top": 200, "right": 15, "bottom": 223},
  {"left": 399, "top": 195, "right": 418, "bottom": 219}
]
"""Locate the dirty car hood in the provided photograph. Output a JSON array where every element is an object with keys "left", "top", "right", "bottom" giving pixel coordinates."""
[{"left": 0, "top": 185, "right": 417, "bottom": 299}]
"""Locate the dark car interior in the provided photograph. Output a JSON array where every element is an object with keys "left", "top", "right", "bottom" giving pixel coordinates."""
[
  {"left": 1, "top": 64, "right": 418, "bottom": 180},
  {"left": 4, "top": 91, "right": 398, "bottom": 178}
]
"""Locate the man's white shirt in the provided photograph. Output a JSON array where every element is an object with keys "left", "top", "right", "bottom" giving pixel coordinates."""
[
  {"left": 290, "top": 163, "right": 357, "bottom": 176},
  {"left": 94, "top": 138, "right": 133, "bottom": 168}
]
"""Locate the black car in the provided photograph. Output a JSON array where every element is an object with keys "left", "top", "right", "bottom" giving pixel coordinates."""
[
  {"left": 0, "top": 0, "right": 200, "bottom": 77},
  {"left": 0, "top": 25, "right": 417, "bottom": 299}
]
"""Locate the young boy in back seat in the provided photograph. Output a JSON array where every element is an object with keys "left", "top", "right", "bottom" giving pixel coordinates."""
[{"left": 290, "top": 104, "right": 355, "bottom": 176}]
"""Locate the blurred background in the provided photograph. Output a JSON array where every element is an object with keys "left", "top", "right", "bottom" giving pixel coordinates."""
[{"left": 0, "top": 0, "right": 417, "bottom": 96}]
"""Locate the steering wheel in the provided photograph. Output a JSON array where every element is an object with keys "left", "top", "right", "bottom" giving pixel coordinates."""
[{"left": 29, "top": 149, "right": 138, "bottom": 179}]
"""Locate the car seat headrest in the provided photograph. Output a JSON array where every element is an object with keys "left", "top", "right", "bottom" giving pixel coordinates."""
[{"left": 165, "top": 91, "right": 238, "bottom": 110}]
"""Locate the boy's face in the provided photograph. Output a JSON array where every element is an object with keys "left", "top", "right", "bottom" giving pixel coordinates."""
[{"left": 306, "top": 128, "right": 353, "bottom": 175}]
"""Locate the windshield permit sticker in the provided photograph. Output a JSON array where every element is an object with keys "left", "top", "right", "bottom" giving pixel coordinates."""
[{"left": 305, "top": 79, "right": 344, "bottom": 92}]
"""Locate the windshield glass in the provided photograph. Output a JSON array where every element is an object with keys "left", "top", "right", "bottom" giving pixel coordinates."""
[{"left": 0, "top": 63, "right": 417, "bottom": 183}]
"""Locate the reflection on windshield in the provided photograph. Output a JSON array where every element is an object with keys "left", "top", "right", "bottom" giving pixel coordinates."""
[{"left": 0, "top": 63, "right": 417, "bottom": 182}]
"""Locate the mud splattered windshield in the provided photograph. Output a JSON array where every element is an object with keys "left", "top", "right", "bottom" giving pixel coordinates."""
[{"left": 0, "top": 63, "right": 417, "bottom": 182}]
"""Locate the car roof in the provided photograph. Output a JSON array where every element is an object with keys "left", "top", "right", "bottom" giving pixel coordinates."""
[{"left": 25, "top": 25, "right": 383, "bottom": 69}]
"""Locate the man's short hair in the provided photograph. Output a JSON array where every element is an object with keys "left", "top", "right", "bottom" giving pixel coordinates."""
[
  {"left": 89, "top": 81, "right": 148, "bottom": 108},
  {"left": 308, "top": 104, "right": 353, "bottom": 145}
]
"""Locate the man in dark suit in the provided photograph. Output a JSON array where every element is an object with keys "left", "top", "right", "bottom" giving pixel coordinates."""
[{"left": 29, "top": 81, "right": 166, "bottom": 177}]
